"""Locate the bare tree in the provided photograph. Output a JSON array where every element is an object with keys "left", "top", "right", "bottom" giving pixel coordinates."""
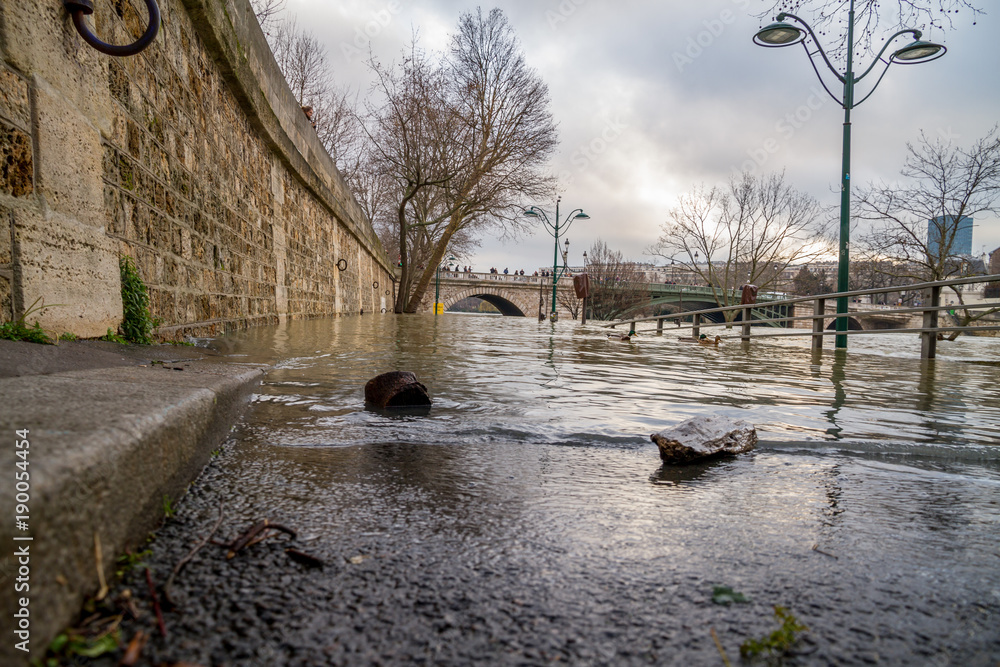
[
  {"left": 755, "top": 1, "right": 985, "bottom": 57},
  {"left": 270, "top": 20, "right": 330, "bottom": 108},
  {"left": 400, "top": 8, "right": 558, "bottom": 312},
  {"left": 855, "top": 126, "right": 1000, "bottom": 334},
  {"left": 585, "top": 240, "right": 650, "bottom": 321},
  {"left": 650, "top": 171, "right": 825, "bottom": 321},
  {"left": 848, "top": 258, "right": 906, "bottom": 293},
  {"left": 249, "top": 0, "right": 286, "bottom": 35},
  {"left": 557, "top": 282, "right": 582, "bottom": 320},
  {"left": 359, "top": 46, "right": 465, "bottom": 313},
  {"left": 791, "top": 265, "right": 832, "bottom": 295},
  {"left": 265, "top": 18, "right": 363, "bottom": 176}
]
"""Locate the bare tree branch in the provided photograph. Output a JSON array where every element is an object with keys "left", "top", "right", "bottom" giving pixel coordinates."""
[
  {"left": 584, "top": 240, "right": 650, "bottom": 321},
  {"left": 248, "top": 0, "right": 286, "bottom": 36},
  {"left": 754, "top": 0, "right": 985, "bottom": 59},
  {"left": 855, "top": 126, "right": 1000, "bottom": 335},
  {"left": 649, "top": 171, "right": 826, "bottom": 321}
]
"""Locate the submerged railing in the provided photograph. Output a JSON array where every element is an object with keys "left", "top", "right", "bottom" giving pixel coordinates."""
[{"left": 604, "top": 274, "right": 1000, "bottom": 359}]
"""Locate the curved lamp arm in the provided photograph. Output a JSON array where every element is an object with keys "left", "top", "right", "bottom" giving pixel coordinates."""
[
  {"left": 855, "top": 28, "right": 922, "bottom": 82},
  {"left": 560, "top": 209, "right": 587, "bottom": 236},
  {"left": 65, "top": 0, "right": 160, "bottom": 57},
  {"left": 525, "top": 206, "right": 557, "bottom": 236},
  {"left": 777, "top": 12, "right": 845, "bottom": 84}
]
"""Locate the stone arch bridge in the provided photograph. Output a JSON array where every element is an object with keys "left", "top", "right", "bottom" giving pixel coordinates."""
[
  {"left": 415, "top": 272, "right": 576, "bottom": 317},
  {"left": 417, "top": 273, "right": 925, "bottom": 330}
]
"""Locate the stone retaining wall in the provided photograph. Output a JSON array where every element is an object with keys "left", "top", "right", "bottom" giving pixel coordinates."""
[{"left": 0, "top": 0, "right": 391, "bottom": 339}]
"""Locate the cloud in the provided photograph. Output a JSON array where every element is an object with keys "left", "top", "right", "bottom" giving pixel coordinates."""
[{"left": 285, "top": 0, "right": 1000, "bottom": 266}]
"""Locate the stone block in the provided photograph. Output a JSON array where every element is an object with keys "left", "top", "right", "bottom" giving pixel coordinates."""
[
  {"left": 0, "top": 0, "right": 113, "bottom": 137},
  {"left": 0, "top": 207, "right": 10, "bottom": 266},
  {"left": 0, "top": 119, "right": 33, "bottom": 198},
  {"left": 0, "top": 272, "right": 11, "bottom": 322},
  {"left": 33, "top": 77, "right": 105, "bottom": 227},
  {"left": 0, "top": 65, "right": 31, "bottom": 130},
  {"left": 13, "top": 208, "right": 121, "bottom": 337}
]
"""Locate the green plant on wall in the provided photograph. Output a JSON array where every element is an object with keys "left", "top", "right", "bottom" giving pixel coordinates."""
[
  {"left": 0, "top": 297, "right": 59, "bottom": 344},
  {"left": 119, "top": 256, "right": 159, "bottom": 344}
]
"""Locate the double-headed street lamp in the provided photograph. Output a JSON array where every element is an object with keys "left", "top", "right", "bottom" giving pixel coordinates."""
[
  {"left": 524, "top": 196, "right": 590, "bottom": 321},
  {"left": 753, "top": 0, "right": 945, "bottom": 348}
]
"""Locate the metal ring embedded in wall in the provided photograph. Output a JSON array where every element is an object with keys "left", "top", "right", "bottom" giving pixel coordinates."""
[
  {"left": 337, "top": 259, "right": 348, "bottom": 271},
  {"left": 65, "top": 0, "right": 161, "bottom": 57},
  {"left": 381, "top": 308, "right": 386, "bottom": 313},
  {"left": 372, "top": 281, "right": 379, "bottom": 289},
  {"left": 385, "top": 290, "right": 390, "bottom": 296}
]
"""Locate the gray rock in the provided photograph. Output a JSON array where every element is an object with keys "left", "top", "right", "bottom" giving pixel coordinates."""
[{"left": 650, "top": 415, "right": 757, "bottom": 464}]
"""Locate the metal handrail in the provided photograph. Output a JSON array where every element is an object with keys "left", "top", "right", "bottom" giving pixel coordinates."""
[
  {"left": 604, "top": 274, "right": 1000, "bottom": 328},
  {"left": 599, "top": 274, "right": 1000, "bottom": 359}
]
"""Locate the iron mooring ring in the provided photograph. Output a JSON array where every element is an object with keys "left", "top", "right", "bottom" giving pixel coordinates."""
[
  {"left": 373, "top": 281, "right": 379, "bottom": 289},
  {"left": 337, "top": 259, "right": 348, "bottom": 271},
  {"left": 65, "top": 0, "right": 160, "bottom": 57}
]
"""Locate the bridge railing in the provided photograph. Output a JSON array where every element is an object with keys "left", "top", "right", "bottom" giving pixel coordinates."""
[
  {"left": 440, "top": 271, "right": 552, "bottom": 284},
  {"left": 602, "top": 274, "right": 1000, "bottom": 359}
]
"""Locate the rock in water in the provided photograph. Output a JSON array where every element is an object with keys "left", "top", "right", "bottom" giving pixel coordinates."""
[
  {"left": 364, "top": 371, "right": 431, "bottom": 409},
  {"left": 650, "top": 415, "right": 757, "bottom": 464}
]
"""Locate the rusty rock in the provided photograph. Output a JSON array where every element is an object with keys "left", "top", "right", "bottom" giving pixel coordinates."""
[{"left": 364, "top": 371, "right": 431, "bottom": 409}]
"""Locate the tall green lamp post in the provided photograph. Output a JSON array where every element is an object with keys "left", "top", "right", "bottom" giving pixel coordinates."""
[
  {"left": 434, "top": 255, "right": 457, "bottom": 315},
  {"left": 524, "top": 196, "right": 590, "bottom": 321},
  {"left": 753, "top": 1, "right": 945, "bottom": 348}
]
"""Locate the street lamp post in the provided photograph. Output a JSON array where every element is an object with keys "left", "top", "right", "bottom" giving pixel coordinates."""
[
  {"left": 754, "top": 0, "right": 945, "bottom": 348},
  {"left": 524, "top": 196, "right": 590, "bottom": 322},
  {"left": 434, "top": 255, "right": 457, "bottom": 315}
]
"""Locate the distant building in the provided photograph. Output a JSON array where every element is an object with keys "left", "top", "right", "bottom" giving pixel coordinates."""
[
  {"left": 987, "top": 247, "right": 1000, "bottom": 299},
  {"left": 927, "top": 216, "right": 973, "bottom": 257}
]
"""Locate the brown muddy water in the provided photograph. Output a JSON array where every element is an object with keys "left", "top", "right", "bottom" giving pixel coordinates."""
[{"left": 104, "top": 314, "right": 1000, "bottom": 665}]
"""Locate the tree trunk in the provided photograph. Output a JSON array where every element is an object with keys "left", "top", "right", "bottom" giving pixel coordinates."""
[
  {"left": 405, "top": 210, "right": 464, "bottom": 313},
  {"left": 393, "top": 191, "right": 416, "bottom": 314}
]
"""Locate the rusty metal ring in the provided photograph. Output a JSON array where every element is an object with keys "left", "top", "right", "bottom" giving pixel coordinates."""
[
  {"left": 381, "top": 308, "right": 386, "bottom": 313},
  {"left": 65, "top": 0, "right": 161, "bottom": 57},
  {"left": 337, "top": 259, "right": 347, "bottom": 271},
  {"left": 373, "top": 281, "right": 379, "bottom": 289},
  {"left": 385, "top": 290, "right": 390, "bottom": 296}
]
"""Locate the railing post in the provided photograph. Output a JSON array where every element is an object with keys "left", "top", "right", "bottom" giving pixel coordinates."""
[
  {"left": 812, "top": 298, "right": 825, "bottom": 352},
  {"left": 741, "top": 306, "right": 751, "bottom": 342},
  {"left": 656, "top": 318, "right": 664, "bottom": 334},
  {"left": 921, "top": 285, "right": 940, "bottom": 359},
  {"left": 692, "top": 314, "right": 701, "bottom": 339}
]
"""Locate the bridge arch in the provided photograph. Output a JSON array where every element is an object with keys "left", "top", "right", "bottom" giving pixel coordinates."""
[
  {"left": 826, "top": 317, "right": 863, "bottom": 331},
  {"left": 443, "top": 288, "right": 529, "bottom": 317}
]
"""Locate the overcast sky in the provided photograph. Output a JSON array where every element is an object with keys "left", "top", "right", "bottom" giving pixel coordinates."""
[{"left": 281, "top": 0, "right": 999, "bottom": 272}]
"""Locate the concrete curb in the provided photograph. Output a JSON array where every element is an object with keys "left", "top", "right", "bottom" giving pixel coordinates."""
[{"left": 0, "top": 360, "right": 267, "bottom": 665}]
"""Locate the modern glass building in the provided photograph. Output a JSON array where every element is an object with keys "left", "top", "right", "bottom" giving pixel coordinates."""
[{"left": 927, "top": 216, "right": 973, "bottom": 257}]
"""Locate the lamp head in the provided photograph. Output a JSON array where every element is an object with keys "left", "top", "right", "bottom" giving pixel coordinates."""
[
  {"left": 754, "top": 20, "right": 806, "bottom": 47},
  {"left": 574, "top": 211, "right": 591, "bottom": 220},
  {"left": 523, "top": 209, "right": 539, "bottom": 218},
  {"left": 891, "top": 39, "right": 946, "bottom": 64}
]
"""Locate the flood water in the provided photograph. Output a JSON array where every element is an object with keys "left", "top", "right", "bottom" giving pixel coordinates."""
[{"left": 153, "top": 314, "right": 1000, "bottom": 665}]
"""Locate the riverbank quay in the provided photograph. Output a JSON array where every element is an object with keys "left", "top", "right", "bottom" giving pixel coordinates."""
[{"left": 0, "top": 339, "right": 267, "bottom": 666}]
